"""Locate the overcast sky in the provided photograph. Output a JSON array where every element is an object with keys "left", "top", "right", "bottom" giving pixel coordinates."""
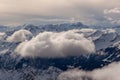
[{"left": 0, "top": 0, "right": 120, "bottom": 26}]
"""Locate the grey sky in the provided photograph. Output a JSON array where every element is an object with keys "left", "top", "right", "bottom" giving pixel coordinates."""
[{"left": 0, "top": 0, "right": 120, "bottom": 26}]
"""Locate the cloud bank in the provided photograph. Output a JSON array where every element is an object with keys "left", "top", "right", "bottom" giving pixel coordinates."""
[
  {"left": 15, "top": 30, "right": 95, "bottom": 58},
  {"left": 0, "top": 0, "right": 120, "bottom": 26},
  {"left": 7, "top": 29, "right": 33, "bottom": 42},
  {"left": 58, "top": 62, "right": 120, "bottom": 80}
]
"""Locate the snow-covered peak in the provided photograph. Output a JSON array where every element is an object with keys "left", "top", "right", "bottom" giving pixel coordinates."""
[
  {"left": 112, "top": 41, "right": 120, "bottom": 49},
  {"left": 102, "top": 29, "right": 116, "bottom": 33},
  {"left": 71, "top": 28, "right": 119, "bottom": 50},
  {"left": 93, "top": 29, "right": 119, "bottom": 50}
]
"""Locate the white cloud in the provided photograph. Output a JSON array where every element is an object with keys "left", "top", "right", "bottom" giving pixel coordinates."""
[
  {"left": 58, "top": 62, "right": 120, "bottom": 80},
  {"left": 104, "top": 8, "right": 120, "bottom": 14},
  {"left": 0, "top": 32, "right": 5, "bottom": 40},
  {"left": 7, "top": 29, "right": 33, "bottom": 42},
  {"left": 104, "top": 7, "right": 120, "bottom": 25},
  {"left": 58, "top": 69, "right": 89, "bottom": 80},
  {"left": 15, "top": 30, "right": 95, "bottom": 58},
  {"left": 92, "top": 62, "right": 120, "bottom": 80}
]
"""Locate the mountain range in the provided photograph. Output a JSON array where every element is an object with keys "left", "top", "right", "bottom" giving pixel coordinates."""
[{"left": 0, "top": 22, "right": 120, "bottom": 80}]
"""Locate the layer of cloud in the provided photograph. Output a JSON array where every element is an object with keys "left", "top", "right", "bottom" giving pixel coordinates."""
[
  {"left": 0, "top": 0, "right": 120, "bottom": 26},
  {"left": 7, "top": 29, "right": 33, "bottom": 42},
  {"left": 58, "top": 62, "right": 120, "bottom": 80},
  {"left": 15, "top": 30, "right": 95, "bottom": 58}
]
